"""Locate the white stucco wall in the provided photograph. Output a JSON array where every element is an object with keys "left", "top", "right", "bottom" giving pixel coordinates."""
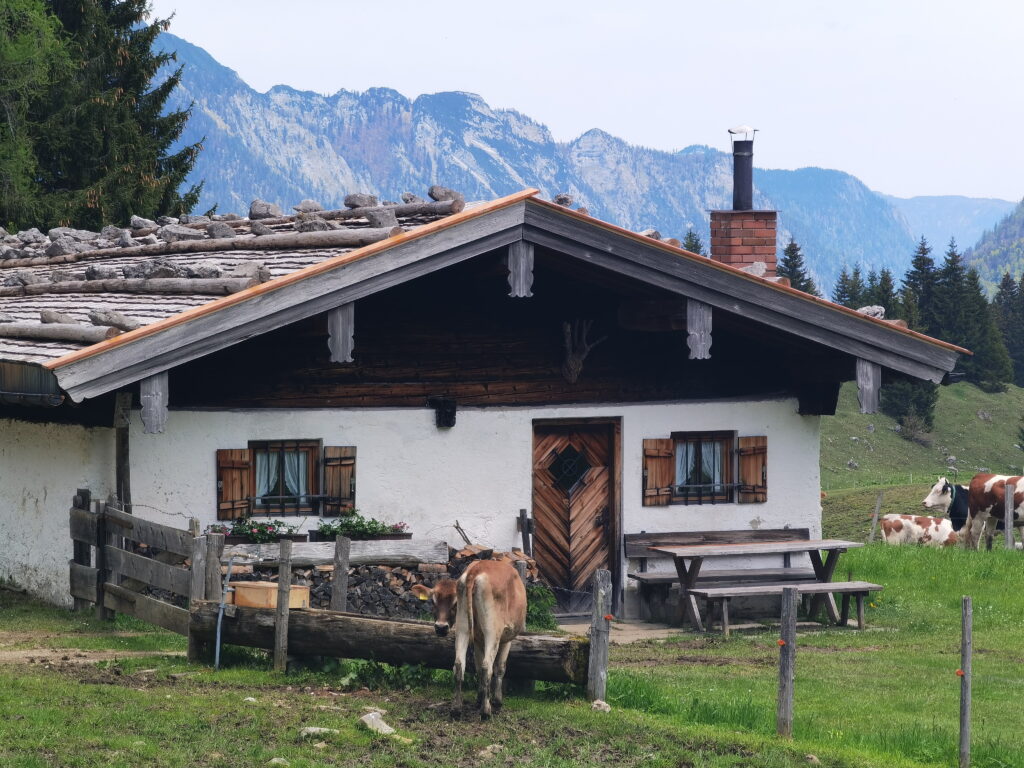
[
  {"left": 130, "top": 397, "right": 821, "bottom": 579},
  {"left": 2, "top": 396, "right": 821, "bottom": 610},
  {"left": 0, "top": 419, "right": 114, "bottom": 606}
]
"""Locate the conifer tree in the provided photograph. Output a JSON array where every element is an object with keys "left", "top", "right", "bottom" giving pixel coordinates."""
[
  {"left": 959, "top": 268, "right": 1012, "bottom": 389},
  {"left": 777, "top": 238, "right": 819, "bottom": 295},
  {"left": 993, "top": 272, "right": 1024, "bottom": 386},
  {"left": 900, "top": 237, "right": 938, "bottom": 334},
  {"left": 932, "top": 238, "right": 968, "bottom": 344},
  {"left": 874, "top": 268, "right": 900, "bottom": 319},
  {"left": 848, "top": 265, "right": 866, "bottom": 308},
  {"left": 27, "top": 0, "right": 202, "bottom": 229},
  {"left": 682, "top": 229, "right": 706, "bottom": 256},
  {"left": 831, "top": 266, "right": 854, "bottom": 307},
  {"left": 863, "top": 269, "right": 879, "bottom": 305},
  {"left": 0, "top": 0, "right": 67, "bottom": 226}
]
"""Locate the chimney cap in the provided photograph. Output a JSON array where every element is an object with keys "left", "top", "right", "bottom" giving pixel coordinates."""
[{"left": 728, "top": 125, "right": 757, "bottom": 138}]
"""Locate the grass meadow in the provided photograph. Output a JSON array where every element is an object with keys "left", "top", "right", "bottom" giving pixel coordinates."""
[{"left": 2, "top": 544, "right": 1022, "bottom": 767}]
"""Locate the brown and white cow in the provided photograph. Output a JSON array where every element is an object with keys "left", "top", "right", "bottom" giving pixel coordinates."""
[
  {"left": 921, "top": 477, "right": 970, "bottom": 531},
  {"left": 962, "top": 474, "right": 1024, "bottom": 549},
  {"left": 879, "top": 514, "right": 960, "bottom": 547},
  {"left": 412, "top": 559, "right": 527, "bottom": 719}
]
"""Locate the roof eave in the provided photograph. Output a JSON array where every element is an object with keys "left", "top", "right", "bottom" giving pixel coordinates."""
[{"left": 45, "top": 188, "right": 962, "bottom": 402}]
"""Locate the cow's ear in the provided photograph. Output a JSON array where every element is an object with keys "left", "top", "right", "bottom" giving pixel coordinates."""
[{"left": 410, "top": 584, "right": 432, "bottom": 601}]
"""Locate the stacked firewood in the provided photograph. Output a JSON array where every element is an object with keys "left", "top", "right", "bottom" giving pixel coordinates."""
[{"left": 449, "top": 545, "right": 540, "bottom": 581}]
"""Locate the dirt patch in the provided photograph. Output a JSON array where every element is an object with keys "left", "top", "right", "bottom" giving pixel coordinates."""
[
  {"left": 797, "top": 644, "right": 886, "bottom": 654},
  {"left": 0, "top": 648, "right": 184, "bottom": 666},
  {"left": 0, "top": 630, "right": 158, "bottom": 648}
]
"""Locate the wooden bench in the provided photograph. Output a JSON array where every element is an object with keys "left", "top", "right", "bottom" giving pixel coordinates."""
[
  {"left": 688, "top": 580, "right": 884, "bottom": 636},
  {"left": 625, "top": 529, "right": 812, "bottom": 620}
]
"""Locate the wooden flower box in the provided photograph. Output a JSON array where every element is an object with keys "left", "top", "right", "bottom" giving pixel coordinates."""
[
  {"left": 222, "top": 532, "right": 308, "bottom": 545},
  {"left": 307, "top": 531, "right": 412, "bottom": 542}
]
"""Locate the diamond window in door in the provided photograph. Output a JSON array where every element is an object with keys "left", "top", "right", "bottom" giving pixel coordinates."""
[{"left": 548, "top": 444, "right": 592, "bottom": 494}]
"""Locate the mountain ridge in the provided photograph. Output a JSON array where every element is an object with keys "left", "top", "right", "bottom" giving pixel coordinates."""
[{"left": 158, "top": 33, "right": 1010, "bottom": 291}]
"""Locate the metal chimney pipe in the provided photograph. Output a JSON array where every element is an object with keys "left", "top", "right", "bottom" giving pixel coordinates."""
[{"left": 732, "top": 138, "right": 754, "bottom": 211}]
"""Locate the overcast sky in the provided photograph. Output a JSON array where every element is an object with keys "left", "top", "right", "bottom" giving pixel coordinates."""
[{"left": 149, "top": 0, "right": 1022, "bottom": 201}]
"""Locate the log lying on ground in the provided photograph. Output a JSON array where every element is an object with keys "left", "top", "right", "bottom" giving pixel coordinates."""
[
  {"left": 189, "top": 601, "right": 588, "bottom": 683},
  {"left": 0, "top": 322, "right": 119, "bottom": 343},
  {"left": 222, "top": 539, "right": 449, "bottom": 568}
]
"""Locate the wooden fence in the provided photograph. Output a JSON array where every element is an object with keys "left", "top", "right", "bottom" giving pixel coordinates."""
[
  {"left": 69, "top": 488, "right": 197, "bottom": 635},
  {"left": 67, "top": 490, "right": 607, "bottom": 694}
]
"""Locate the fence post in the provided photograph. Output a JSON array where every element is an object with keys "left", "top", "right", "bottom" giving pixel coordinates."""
[
  {"left": 205, "top": 533, "right": 225, "bottom": 603},
  {"left": 274, "top": 539, "right": 293, "bottom": 673},
  {"left": 513, "top": 560, "right": 528, "bottom": 584},
  {"left": 959, "top": 595, "right": 973, "bottom": 768},
  {"left": 71, "top": 489, "right": 92, "bottom": 612},
  {"left": 776, "top": 586, "right": 798, "bottom": 738},
  {"left": 868, "top": 491, "right": 883, "bottom": 543},
  {"left": 187, "top": 534, "right": 209, "bottom": 663},
  {"left": 587, "top": 569, "right": 612, "bottom": 702},
  {"left": 330, "top": 536, "right": 351, "bottom": 612},
  {"left": 1004, "top": 482, "right": 1015, "bottom": 550},
  {"left": 518, "top": 509, "right": 532, "bottom": 556},
  {"left": 93, "top": 500, "right": 115, "bottom": 621}
]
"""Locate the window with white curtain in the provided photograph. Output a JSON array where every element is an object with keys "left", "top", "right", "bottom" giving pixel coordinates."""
[
  {"left": 250, "top": 440, "right": 319, "bottom": 514},
  {"left": 671, "top": 431, "right": 734, "bottom": 503}
]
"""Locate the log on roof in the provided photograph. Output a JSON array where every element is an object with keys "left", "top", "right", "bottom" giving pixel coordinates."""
[{"left": 0, "top": 190, "right": 465, "bottom": 366}]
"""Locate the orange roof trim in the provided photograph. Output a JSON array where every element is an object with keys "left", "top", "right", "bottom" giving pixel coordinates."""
[
  {"left": 45, "top": 187, "right": 967, "bottom": 372},
  {"left": 528, "top": 198, "right": 971, "bottom": 357},
  {"left": 45, "top": 189, "right": 540, "bottom": 370}
]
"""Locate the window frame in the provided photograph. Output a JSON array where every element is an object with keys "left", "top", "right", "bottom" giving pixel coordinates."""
[
  {"left": 668, "top": 430, "right": 735, "bottom": 505},
  {"left": 248, "top": 439, "right": 321, "bottom": 516}
]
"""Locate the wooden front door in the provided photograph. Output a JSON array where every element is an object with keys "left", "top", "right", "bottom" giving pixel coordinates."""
[{"left": 532, "top": 423, "right": 616, "bottom": 613}]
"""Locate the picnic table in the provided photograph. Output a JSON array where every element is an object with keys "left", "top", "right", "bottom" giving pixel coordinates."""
[{"left": 648, "top": 538, "right": 865, "bottom": 632}]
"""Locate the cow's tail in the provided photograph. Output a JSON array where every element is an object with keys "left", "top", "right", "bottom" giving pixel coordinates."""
[{"left": 455, "top": 570, "right": 474, "bottom": 640}]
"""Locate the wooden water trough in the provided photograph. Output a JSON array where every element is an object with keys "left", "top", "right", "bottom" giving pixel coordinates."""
[{"left": 188, "top": 601, "right": 589, "bottom": 683}]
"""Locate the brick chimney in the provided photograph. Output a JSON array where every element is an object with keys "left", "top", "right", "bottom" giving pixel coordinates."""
[{"left": 709, "top": 127, "right": 777, "bottom": 278}]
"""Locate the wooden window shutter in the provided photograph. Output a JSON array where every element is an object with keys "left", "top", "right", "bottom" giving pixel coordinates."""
[
  {"left": 737, "top": 436, "right": 767, "bottom": 503},
  {"left": 323, "top": 446, "right": 356, "bottom": 516},
  {"left": 642, "top": 438, "right": 674, "bottom": 506},
  {"left": 216, "top": 449, "right": 252, "bottom": 520}
]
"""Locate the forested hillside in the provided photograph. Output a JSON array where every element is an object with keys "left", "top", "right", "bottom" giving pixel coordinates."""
[{"left": 967, "top": 198, "right": 1024, "bottom": 291}]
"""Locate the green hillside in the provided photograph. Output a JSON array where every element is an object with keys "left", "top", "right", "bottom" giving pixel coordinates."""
[
  {"left": 820, "top": 380, "right": 1024, "bottom": 490},
  {"left": 967, "top": 197, "right": 1024, "bottom": 292}
]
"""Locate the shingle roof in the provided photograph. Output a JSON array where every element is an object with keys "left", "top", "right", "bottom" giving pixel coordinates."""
[{"left": 0, "top": 192, "right": 464, "bottom": 364}]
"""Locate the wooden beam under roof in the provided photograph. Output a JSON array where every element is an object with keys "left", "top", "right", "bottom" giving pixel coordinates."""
[
  {"left": 506, "top": 240, "right": 534, "bottom": 297},
  {"left": 328, "top": 302, "right": 355, "bottom": 363},
  {"left": 521, "top": 203, "right": 959, "bottom": 383}
]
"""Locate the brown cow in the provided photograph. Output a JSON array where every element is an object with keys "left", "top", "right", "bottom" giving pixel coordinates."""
[
  {"left": 963, "top": 474, "right": 1024, "bottom": 549},
  {"left": 412, "top": 559, "right": 527, "bottom": 718}
]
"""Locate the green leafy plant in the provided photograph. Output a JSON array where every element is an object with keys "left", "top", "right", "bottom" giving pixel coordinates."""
[
  {"left": 316, "top": 513, "right": 408, "bottom": 538},
  {"left": 205, "top": 519, "right": 297, "bottom": 543},
  {"left": 525, "top": 583, "right": 559, "bottom": 631}
]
